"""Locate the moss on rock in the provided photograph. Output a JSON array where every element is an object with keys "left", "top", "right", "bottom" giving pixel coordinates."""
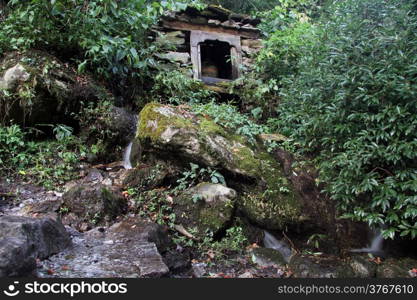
[
  {"left": 0, "top": 50, "right": 111, "bottom": 127},
  {"left": 174, "top": 183, "right": 236, "bottom": 237},
  {"left": 133, "top": 102, "right": 302, "bottom": 231}
]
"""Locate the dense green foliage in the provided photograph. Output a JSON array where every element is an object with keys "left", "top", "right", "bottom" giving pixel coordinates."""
[
  {"left": 0, "top": 124, "right": 85, "bottom": 189},
  {"left": 0, "top": 0, "right": 201, "bottom": 81},
  {"left": 202, "top": 0, "right": 277, "bottom": 14},
  {"left": 192, "top": 102, "right": 268, "bottom": 145},
  {"left": 0, "top": 125, "right": 34, "bottom": 172},
  {"left": 1, "top": 0, "right": 416, "bottom": 240},
  {"left": 151, "top": 71, "right": 214, "bottom": 105},
  {"left": 267, "top": 0, "right": 417, "bottom": 238}
]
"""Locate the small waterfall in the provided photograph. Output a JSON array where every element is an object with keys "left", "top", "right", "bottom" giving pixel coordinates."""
[
  {"left": 263, "top": 231, "right": 292, "bottom": 262},
  {"left": 351, "top": 228, "right": 384, "bottom": 256},
  {"left": 122, "top": 142, "right": 133, "bottom": 170}
]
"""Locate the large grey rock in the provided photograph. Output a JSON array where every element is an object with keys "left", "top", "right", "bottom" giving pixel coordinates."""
[
  {"left": 39, "top": 217, "right": 171, "bottom": 278},
  {"left": 61, "top": 184, "right": 127, "bottom": 231},
  {"left": 0, "top": 216, "right": 71, "bottom": 277}
]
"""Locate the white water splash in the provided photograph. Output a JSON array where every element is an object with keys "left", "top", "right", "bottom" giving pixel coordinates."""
[
  {"left": 123, "top": 142, "right": 133, "bottom": 170},
  {"left": 351, "top": 228, "right": 384, "bottom": 255},
  {"left": 263, "top": 231, "right": 292, "bottom": 262}
]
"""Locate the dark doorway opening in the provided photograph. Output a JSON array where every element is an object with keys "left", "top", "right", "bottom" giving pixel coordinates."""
[{"left": 200, "top": 40, "right": 233, "bottom": 80}]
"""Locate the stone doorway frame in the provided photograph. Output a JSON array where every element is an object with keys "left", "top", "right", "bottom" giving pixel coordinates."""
[{"left": 190, "top": 30, "right": 242, "bottom": 83}]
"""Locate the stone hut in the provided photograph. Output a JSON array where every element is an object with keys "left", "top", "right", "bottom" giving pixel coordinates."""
[{"left": 153, "top": 5, "right": 263, "bottom": 89}]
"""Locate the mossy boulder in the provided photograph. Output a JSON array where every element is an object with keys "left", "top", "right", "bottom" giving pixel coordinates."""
[
  {"left": 132, "top": 103, "right": 302, "bottom": 230},
  {"left": 61, "top": 184, "right": 127, "bottom": 231},
  {"left": 0, "top": 50, "right": 110, "bottom": 127},
  {"left": 174, "top": 183, "right": 236, "bottom": 237},
  {"left": 133, "top": 102, "right": 272, "bottom": 178}
]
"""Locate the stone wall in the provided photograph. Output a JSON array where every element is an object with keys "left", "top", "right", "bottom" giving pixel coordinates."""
[{"left": 151, "top": 5, "right": 263, "bottom": 84}]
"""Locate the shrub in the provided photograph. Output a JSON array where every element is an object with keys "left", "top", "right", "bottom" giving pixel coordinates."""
[
  {"left": 151, "top": 71, "right": 215, "bottom": 105},
  {"left": 0, "top": 124, "right": 35, "bottom": 172},
  {"left": 230, "top": 1, "right": 318, "bottom": 119},
  {"left": 191, "top": 102, "right": 268, "bottom": 145},
  {"left": 0, "top": 0, "right": 199, "bottom": 80},
  {"left": 0, "top": 124, "right": 86, "bottom": 189},
  {"left": 272, "top": 0, "right": 417, "bottom": 238}
]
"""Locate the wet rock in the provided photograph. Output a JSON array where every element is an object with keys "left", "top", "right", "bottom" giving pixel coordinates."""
[
  {"left": 289, "top": 254, "right": 355, "bottom": 278},
  {"left": 349, "top": 255, "right": 377, "bottom": 278},
  {"left": 22, "top": 198, "right": 63, "bottom": 220},
  {"left": 250, "top": 248, "right": 287, "bottom": 268},
  {"left": 376, "top": 257, "right": 417, "bottom": 278},
  {"left": 39, "top": 217, "right": 170, "bottom": 278},
  {"left": 274, "top": 148, "right": 369, "bottom": 250},
  {"left": 0, "top": 216, "right": 71, "bottom": 277},
  {"left": 106, "top": 217, "right": 172, "bottom": 253},
  {"left": 83, "top": 168, "right": 105, "bottom": 183},
  {"left": 174, "top": 183, "right": 236, "bottom": 237},
  {"left": 132, "top": 242, "right": 169, "bottom": 277},
  {"left": 61, "top": 184, "right": 127, "bottom": 230},
  {"left": 263, "top": 231, "right": 293, "bottom": 262},
  {"left": 163, "top": 249, "right": 191, "bottom": 274},
  {"left": 103, "top": 106, "right": 137, "bottom": 147}
]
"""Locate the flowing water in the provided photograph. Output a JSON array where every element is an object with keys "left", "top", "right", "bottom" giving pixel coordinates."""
[
  {"left": 123, "top": 141, "right": 133, "bottom": 170},
  {"left": 263, "top": 231, "right": 293, "bottom": 262},
  {"left": 351, "top": 228, "right": 384, "bottom": 256}
]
